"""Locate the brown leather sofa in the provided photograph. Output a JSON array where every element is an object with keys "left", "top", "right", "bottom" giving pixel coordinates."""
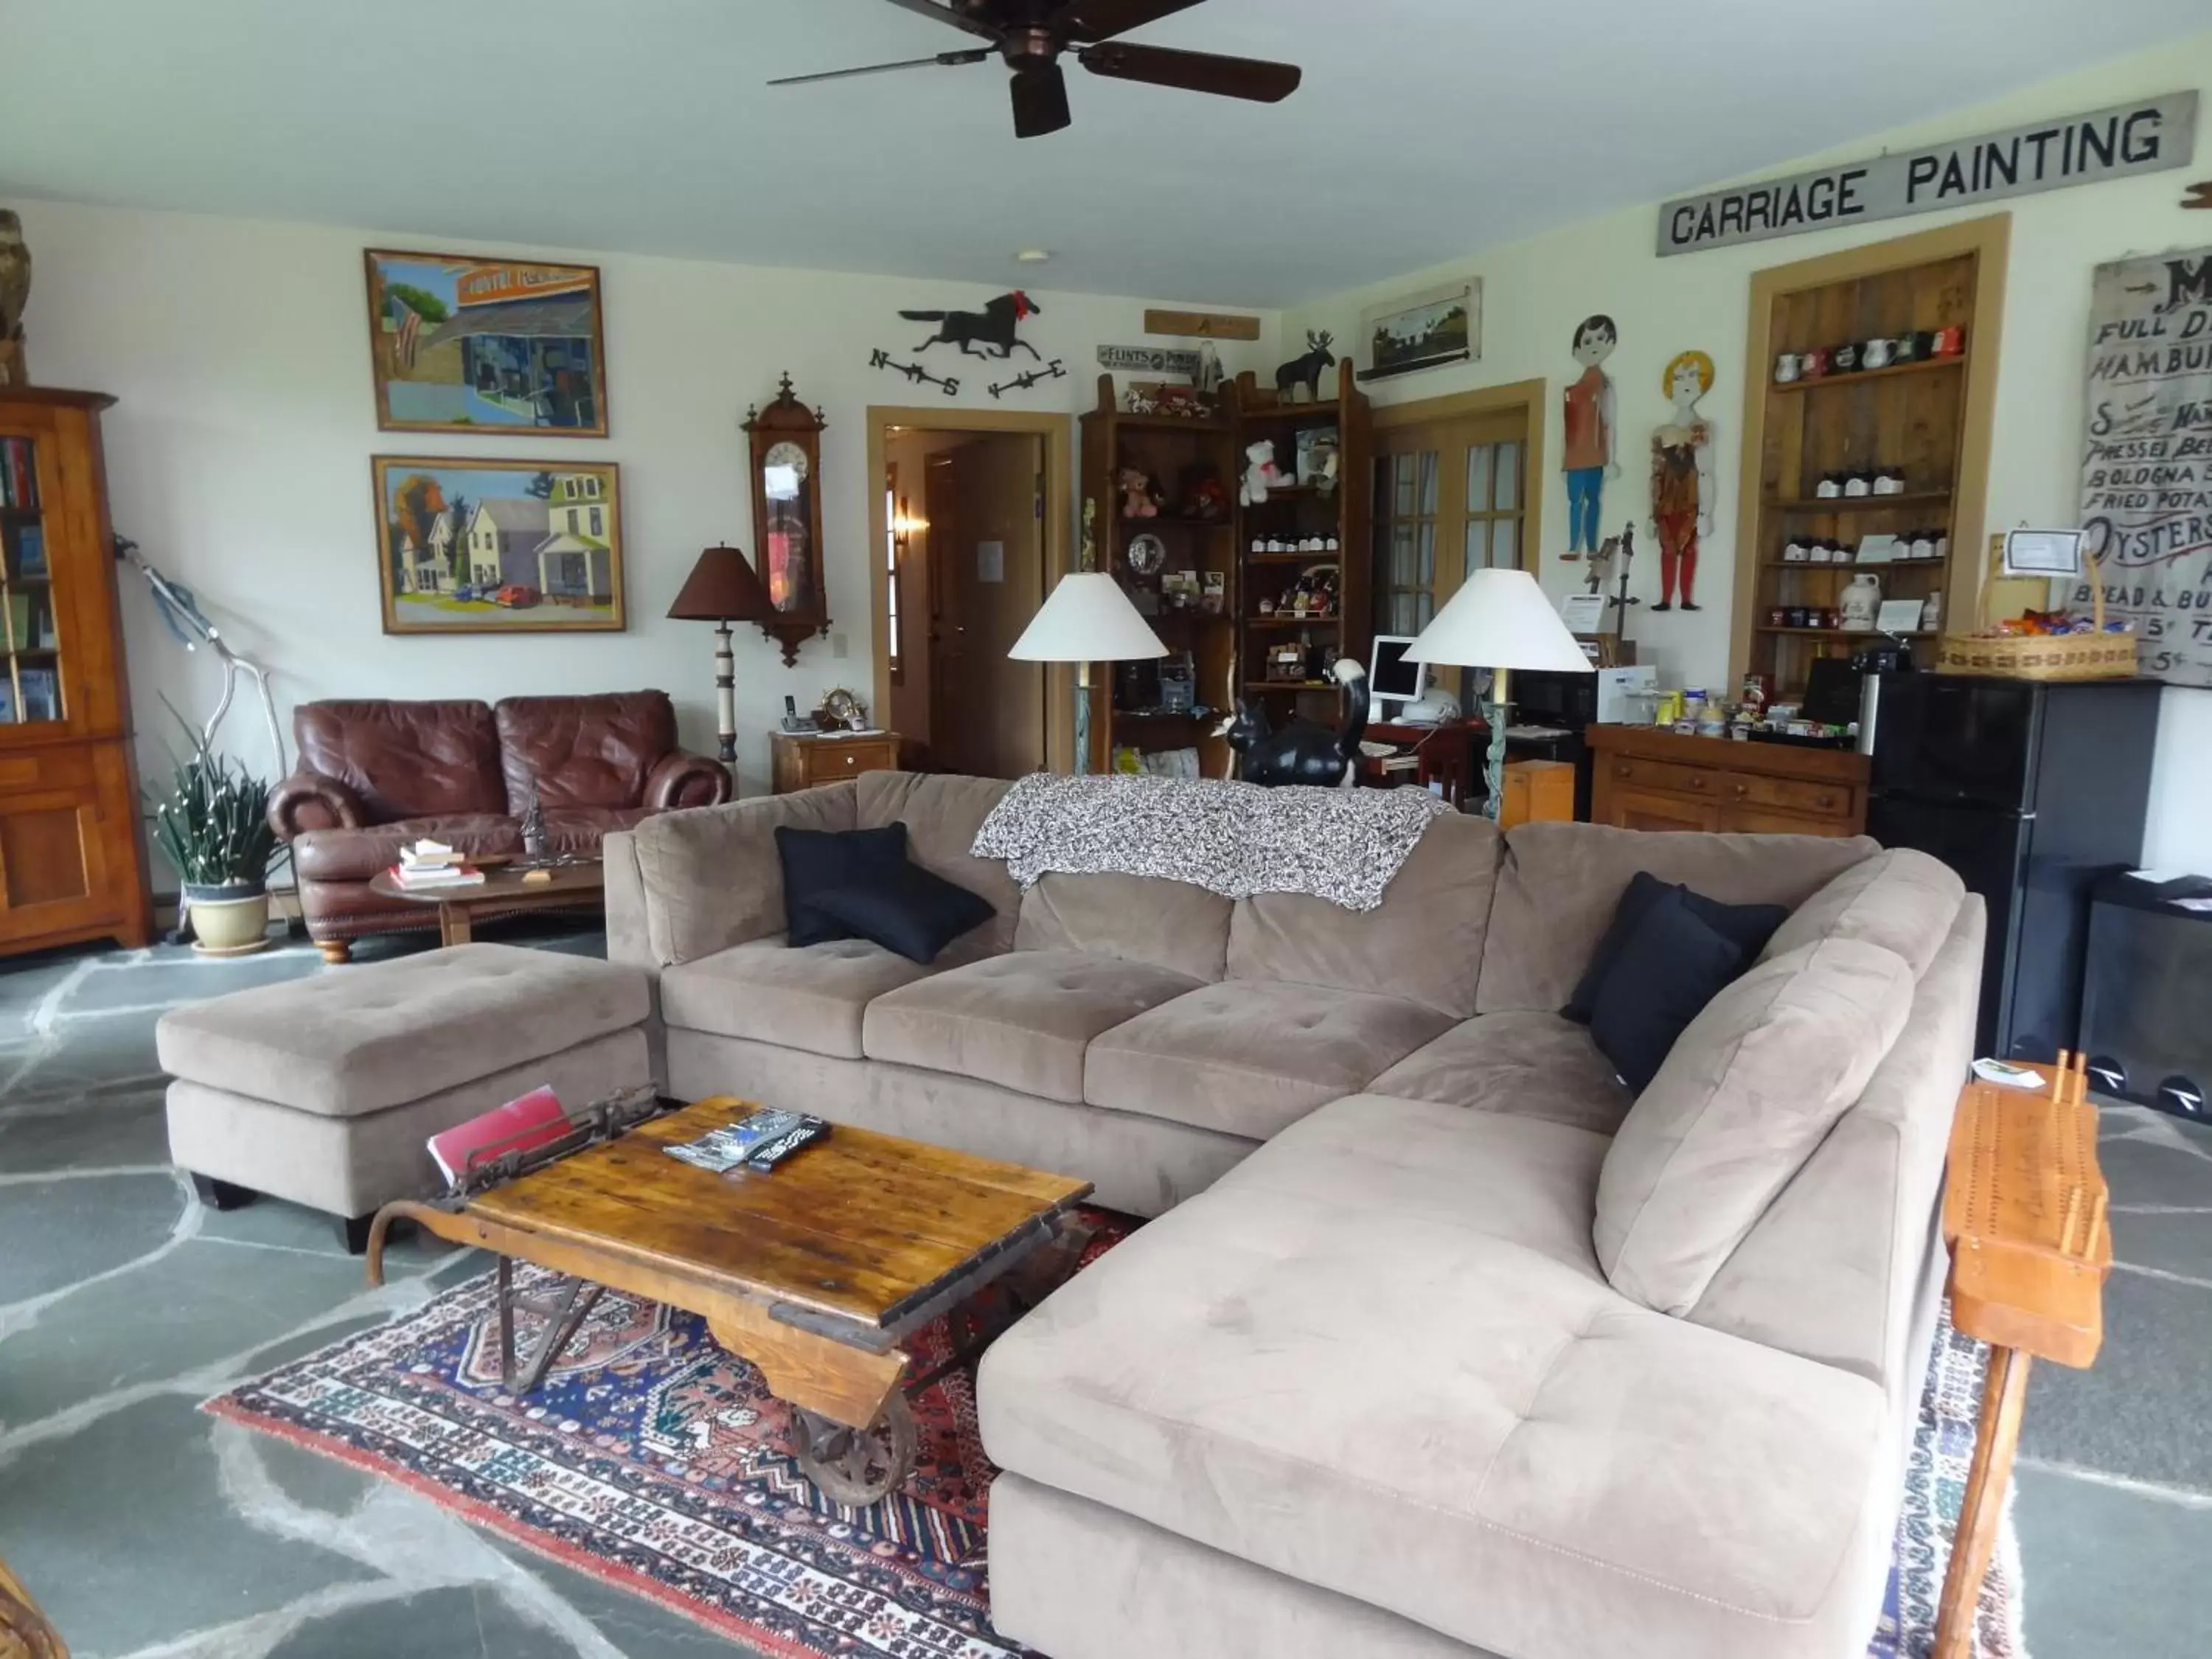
[{"left": 269, "top": 691, "right": 728, "bottom": 960}]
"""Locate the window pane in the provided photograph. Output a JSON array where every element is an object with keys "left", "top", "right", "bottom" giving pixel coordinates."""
[
  {"left": 1416, "top": 591, "right": 1435, "bottom": 631},
  {"left": 1417, "top": 452, "right": 1439, "bottom": 516},
  {"left": 1394, "top": 455, "right": 1415, "bottom": 518},
  {"left": 1465, "top": 444, "right": 1492, "bottom": 514},
  {"left": 1494, "top": 442, "right": 1521, "bottom": 512},
  {"left": 1418, "top": 522, "right": 1435, "bottom": 587},
  {"left": 1391, "top": 525, "right": 1415, "bottom": 585},
  {"left": 1465, "top": 518, "right": 1486, "bottom": 577},
  {"left": 1373, "top": 456, "right": 1391, "bottom": 518},
  {"left": 1492, "top": 517, "right": 1520, "bottom": 570}
]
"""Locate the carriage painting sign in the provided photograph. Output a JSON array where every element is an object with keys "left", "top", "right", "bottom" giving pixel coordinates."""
[{"left": 2076, "top": 248, "right": 2212, "bottom": 686}]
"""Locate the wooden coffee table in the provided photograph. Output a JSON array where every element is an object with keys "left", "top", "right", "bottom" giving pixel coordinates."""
[
  {"left": 366, "top": 1096, "right": 1092, "bottom": 1504},
  {"left": 367, "top": 860, "right": 605, "bottom": 947}
]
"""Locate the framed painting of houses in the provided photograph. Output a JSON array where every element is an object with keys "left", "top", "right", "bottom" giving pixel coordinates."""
[
  {"left": 364, "top": 249, "right": 611, "bottom": 437},
  {"left": 371, "top": 456, "right": 625, "bottom": 634}
]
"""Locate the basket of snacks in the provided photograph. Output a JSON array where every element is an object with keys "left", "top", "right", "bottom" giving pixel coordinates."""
[{"left": 1935, "top": 535, "right": 2137, "bottom": 681}]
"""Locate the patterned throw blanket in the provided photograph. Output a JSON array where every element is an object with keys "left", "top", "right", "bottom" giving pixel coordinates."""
[{"left": 970, "top": 773, "right": 1450, "bottom": 912}]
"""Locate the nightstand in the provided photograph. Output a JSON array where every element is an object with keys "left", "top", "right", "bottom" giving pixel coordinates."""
[{"left": 772, "top": 731, "right": 902, "bottom": 794}]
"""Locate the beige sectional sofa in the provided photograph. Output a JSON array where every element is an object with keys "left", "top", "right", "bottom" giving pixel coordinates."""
[{"left": 605, "top": 771, "right": 1984, "bottom": 1659}]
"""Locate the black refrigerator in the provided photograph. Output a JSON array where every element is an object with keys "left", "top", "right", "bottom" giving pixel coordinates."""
[{"left": 1866, "top": 674, "right": 2162, "bottom": 1060}]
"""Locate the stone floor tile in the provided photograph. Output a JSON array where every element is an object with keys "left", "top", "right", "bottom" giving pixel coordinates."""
[
  {"left": 3, "top": 1012, "right": 165, "bottom": 1102},
  {"left": 60, "top": 950, "right": 324, "bottom": 1013},
  {"left": 2110, "top": 1208, "right": 2212, "bottom": 1281},
  {"left": 195, "top": 1192, "right": 462, "bottom": 1266},
  {"left": 2020, "top": 1265, "right": 2212, "bottom": 1491},
  {"left": 2098, "top": 1129, "right": 2212, "bottom": 1211},
  {"left": 0, "top": 954, "right": 83, "bottom": 1039},
  {"left": 0, "top": 1170, "right": 182, "bottom": 1304},
  {"left": 0, "top": 1394, "right": 379, "bottom": 1657},
  {"left": 2013, "top": 1464, "right": 2212, "bottom": 1659},
  {"left": 0, "top": 1085, "right": 170, "bottom": 1173}
]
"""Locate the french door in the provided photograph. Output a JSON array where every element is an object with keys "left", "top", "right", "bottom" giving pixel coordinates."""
[{"left": 1371, "top": 411, "right": 1528, "bottom": 636}]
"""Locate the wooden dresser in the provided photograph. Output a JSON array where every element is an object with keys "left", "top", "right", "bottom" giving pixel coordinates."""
[
  {"left": 1, "top": 389, "right": 153, "bottom": 956},
  {"left": 1587, "top": 725, "right": 1868, "bottom": 838},
  {"left": 772, "top": 730, "right": 902, "bottom": 794}
]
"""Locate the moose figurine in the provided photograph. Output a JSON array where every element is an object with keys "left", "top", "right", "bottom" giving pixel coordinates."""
[{"left": 1275, "top": 330, "right": 1337, "bottom": 403}]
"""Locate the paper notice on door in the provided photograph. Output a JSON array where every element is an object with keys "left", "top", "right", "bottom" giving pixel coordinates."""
[{"left": 977, "top": 540, "right": 1004, "bottom": 583}]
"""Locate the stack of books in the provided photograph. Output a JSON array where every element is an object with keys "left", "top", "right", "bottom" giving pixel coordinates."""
[{"left": 388, "top": 839, "right": 487, "bottom": 891}]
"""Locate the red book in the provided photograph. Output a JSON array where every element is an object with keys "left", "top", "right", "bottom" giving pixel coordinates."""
[{"left": 428, "top": 1085, "right": 570, "bottom": 1186}]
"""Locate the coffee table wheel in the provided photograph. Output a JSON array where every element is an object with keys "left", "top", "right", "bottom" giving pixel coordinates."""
[{"left": 791, "top": 1394, "right": 918, "bottom": 1507}]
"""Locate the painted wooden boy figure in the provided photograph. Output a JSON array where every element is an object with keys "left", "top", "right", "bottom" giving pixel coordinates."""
[
  {"left": 1560, "top": 314, "right": 1620, "bottom": 556},
  {"left": 1648, "top": 349, "right": 1715, "bottom": 611}
]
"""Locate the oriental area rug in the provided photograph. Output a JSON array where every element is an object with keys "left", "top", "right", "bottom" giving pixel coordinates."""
[{"left": 208, "top": 1223, "right": 2023, "bottom": 1659}]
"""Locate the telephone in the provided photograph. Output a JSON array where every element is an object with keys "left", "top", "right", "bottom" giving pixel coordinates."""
[{"left": 779, "top": 695, "right": 815, "bottom": 735}]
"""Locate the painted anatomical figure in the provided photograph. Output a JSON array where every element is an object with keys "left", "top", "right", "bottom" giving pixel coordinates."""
[{"left": 1649, "top": 349, "right": 1714, "bottom": 612}]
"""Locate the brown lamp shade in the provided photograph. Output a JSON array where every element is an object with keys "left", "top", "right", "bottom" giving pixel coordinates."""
[{"left": 667, "top": 544, "right": 774, "bottom": 622}]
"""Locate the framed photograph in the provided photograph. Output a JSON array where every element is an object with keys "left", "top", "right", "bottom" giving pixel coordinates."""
[
  {"left": 372, "top": 456, "right": 625, "bottom": 635},
  {"left": 365, "top": 249, "right": 609, "bottom": 436},
  {"left": 1358, "top": 278, "right": 1479, "bottom": 383}
]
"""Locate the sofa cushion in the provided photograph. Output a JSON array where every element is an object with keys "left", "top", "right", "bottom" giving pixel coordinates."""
[
  {"left": 1595, "top": 936, "right": 1917, "bottom": 1316},
  {"left": 658, "top": 936, "right": 935, "bottom": 1061},
  {"left": 811, "top": 858, "right": 1001, "bottom": 964},
  {"left": 864, "top": 950, "right": 1204, "bottom": 1103},
  {"left": 1586, "top": 886, "right": 1750, "bottom": 1092},
  {"left": 1366, "top": 1011, "right": 1633, "bottom": 1134},
  {"left": 495, "top": 691, "right": 675, "bottom": 813},
  {"left": 293, "top": 699, "right": 507, "bottom": 820},
  {"left": 776, "top": 822, "right": 911, "bottom": 947},
  {"left": 1225, "top": 812, "right": 1500, "bottom": 1018},
  {"left": 1565, "top": 871, "right": 1790, "bottom": 1022},
  {"left": 1759, "top": 846, "right": 1966, "bottom": 978},
  {"left": 978, "top": 1093, "right": 1890, "bottom": 1659},
  {"left": 1016, "top": 872, "right": 1231, "bottom": 981},
  {"left": 290, "top": 814, "right": 522, "bottom": 885},
  {"left": 1084, "top": 981, "right": 1453, "bottom": 1141},
  {"left": 630, "top": 782, "right": 859, "bottom": 965},
  {"left": 855, "top": 772, "right": 1021, "bottom": 951},
  {"left": 1477, "top": 821, "right": 1877, "bottom": 1015},
  {"left": 155, "top": 943, "right": 650, "bottom": 1118}
]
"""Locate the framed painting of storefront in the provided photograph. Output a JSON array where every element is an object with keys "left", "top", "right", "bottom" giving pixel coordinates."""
[
  {"left": 371, "top": 456, "right": 626, "bottom": 635},
  {"left": 365, "top": 250, "right": 611, "bottom": 437}
]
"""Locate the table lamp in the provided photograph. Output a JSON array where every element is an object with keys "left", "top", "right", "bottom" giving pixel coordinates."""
[
  {"left": 667, "top": 543, "right": 776, "bottom": 779},
  {"left": 1009, "top": 571, "right": 1167, "bottom": 773},
  {"left": 1408, "top": 567, "right": 1592, "bottom": 820}
]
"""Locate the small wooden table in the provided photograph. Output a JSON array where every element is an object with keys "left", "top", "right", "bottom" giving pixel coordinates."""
[
  {"left": 367, "top": 860, "right": 605, "bottom": 947},
  {"left": 366, "top": 1097, "right": 1091, "bottom": 1505},
  {"left": 1931, "top": 1051, "right": 2111, "bottom": 1659}
]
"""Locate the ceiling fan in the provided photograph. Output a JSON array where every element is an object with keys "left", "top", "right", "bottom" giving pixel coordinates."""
[{"left": 769, "top": 0, "right": 1303, "bottom": 139}]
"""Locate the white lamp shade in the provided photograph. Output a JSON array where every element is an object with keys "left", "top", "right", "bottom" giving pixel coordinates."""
[
  {"left": 1408, "top": 567, "right": 1594, "bottom": 674},
  {"left": 1009, "top": 571, "right": 1169, "bottom": 662}
]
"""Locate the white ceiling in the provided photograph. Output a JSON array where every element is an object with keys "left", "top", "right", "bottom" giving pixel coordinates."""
[{"left": 2, "top": 0, "right": 2204, "bottom": 306}]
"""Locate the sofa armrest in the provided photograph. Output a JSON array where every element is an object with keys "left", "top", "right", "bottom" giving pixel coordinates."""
[
  {"left": 628, "top": 781, "right": 858, "bottom": 964},
  {"left": 268, "top": 769, "right": 370, "bottom": 840},
  {"left": 644, "top": 749, "right": 734, "bottom": 813}
]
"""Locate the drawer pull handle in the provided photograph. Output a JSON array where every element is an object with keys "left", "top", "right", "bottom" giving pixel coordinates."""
[
  {"left": 1733, "top": 782, "right": 1749, "bottom": 797},
  {"left": 1688, "top": 776, "right": 1706, "bottom": 790},
  {"left": 1817, "top": 793, "right": 1836, "bottom": 810},
  {"left": 1615, "top": 763, "right": 1631, "bottom": 777},
  {"left": 844, "top": 753, "right": 858, "bottom": 765}
]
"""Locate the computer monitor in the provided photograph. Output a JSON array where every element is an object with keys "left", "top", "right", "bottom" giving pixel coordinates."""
[{"left": 1370, "top": 635, "right": 1424, "bottom": 712}]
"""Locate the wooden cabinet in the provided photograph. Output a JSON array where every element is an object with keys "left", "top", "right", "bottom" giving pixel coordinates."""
[
  {"left": 1587, "top": 725, "right": 1867, "bottom": 838},
  {"left": 1500, "top": 759, "right": 1575, "bottom": 829},
  {"left": 1, "top": 388, "right": 153, "bottom": 956},
  {"left": 772, "top": 731, "right": 902, "bottom": 794}
]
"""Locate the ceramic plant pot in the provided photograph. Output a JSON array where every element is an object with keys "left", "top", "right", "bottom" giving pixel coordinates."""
[{"left": 184, "top": 882, "right": 271, "bottom": 956}]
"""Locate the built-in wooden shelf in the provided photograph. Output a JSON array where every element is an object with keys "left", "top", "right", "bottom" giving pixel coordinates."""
[
  {"left": 1767, "top": 355, "right": 1965, "bottom": 394},
  {"left": 1767, "top": 490, "right": 1951, "bottom": 512},
  {"left": 1754, "top": 626, "right": 1935, "bottom": 638}
]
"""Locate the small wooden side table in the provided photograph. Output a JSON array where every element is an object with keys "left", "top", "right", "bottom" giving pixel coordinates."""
[
  {"left": 773, "top": 730, "right": 902, "bottom": 793},
  {"left": 366, "top": 861, "right": 605, "bottom": 950},
  {"left": 1931, "top": 1051, "right": 2111, "bottom": 1659}
]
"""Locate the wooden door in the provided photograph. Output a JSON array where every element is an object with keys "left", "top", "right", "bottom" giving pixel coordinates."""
[
  {"left": 931, "top": 436, "right": 1046, "bottom": 779},
  {"left": 1372, "top": 410, "right": 1528, "bottom": 637}
]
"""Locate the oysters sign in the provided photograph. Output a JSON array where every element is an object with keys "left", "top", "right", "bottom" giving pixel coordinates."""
[{"left": 1657, "top": 92, "right": 2197, "bottom": 257}]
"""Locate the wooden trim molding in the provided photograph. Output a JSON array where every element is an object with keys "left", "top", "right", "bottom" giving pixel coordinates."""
[{"left": 866, "top": 408, "right": 1074, "bottom": 771}]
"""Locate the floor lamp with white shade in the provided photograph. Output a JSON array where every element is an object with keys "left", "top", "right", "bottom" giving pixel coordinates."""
[
  {"left": 1407, "top": 567, "right": 1593, "bottom": 820},
  {"left": 1009, "top": 571, "right": 1168, "bottom": 773}
]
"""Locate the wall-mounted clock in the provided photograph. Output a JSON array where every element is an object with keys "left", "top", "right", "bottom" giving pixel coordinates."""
[{"left": 743, "top": 373, "right": 830, "bottom": 665}]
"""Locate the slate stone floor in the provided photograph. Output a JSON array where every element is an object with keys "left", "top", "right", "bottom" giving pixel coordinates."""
[{"left": 1, "top": 922, "right": 2208, "bottom": 1657}]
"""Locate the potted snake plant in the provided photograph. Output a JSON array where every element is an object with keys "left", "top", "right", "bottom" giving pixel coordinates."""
[{"left": 151, "top": 723, "right": 278, "bottom": 956}]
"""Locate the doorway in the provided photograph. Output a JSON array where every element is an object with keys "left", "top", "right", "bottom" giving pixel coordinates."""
[
  {"left": 872, "top": 410, "right": 1070, "bottom": 777},
  {"left": 1370, "top": 383, "right": 1545, "bottom": 635}
]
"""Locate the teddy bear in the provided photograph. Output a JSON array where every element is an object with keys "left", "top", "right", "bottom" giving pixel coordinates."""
[
  {"left": 1119, "top": 467, "right": 1160, "bottom": 518},
  {"left": 1239, "top": 439, "right": 1284, "bottom": 507}
]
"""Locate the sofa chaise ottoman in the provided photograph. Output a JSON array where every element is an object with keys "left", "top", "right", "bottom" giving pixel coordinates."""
[
  {"left": 605, "top": 773, "right": 1985, "bottom": 1659},
  {"left": 159, "top": 943, "right": 653, "bottom": 1249}
]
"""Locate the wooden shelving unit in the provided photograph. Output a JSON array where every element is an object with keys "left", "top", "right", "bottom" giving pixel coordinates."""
[
  {"left": 1729, "top": 216, "right": 2007, "bottom": 698},
  {"left": 1229, "top": 359, "right": 1371, "bottom": 742},
  {"left": 1077, "top": 375, "right": 1239, "bottom": 775}
]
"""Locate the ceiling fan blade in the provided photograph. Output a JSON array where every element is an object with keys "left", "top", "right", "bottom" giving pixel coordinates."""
[
  {"left": 769, "top": 48, "right": 990, "bottom": 86},
  {"left": 1045, "top": 0, "right": 1206, "bottom": 43},
  {"left": 1079, "top": 41, "right": 1300, "bottom": 102},
  {"left": 876, "top": 0, "right": 1003, "bottom": 42},
  {"left": 1010, "top": 61, "right": 1073, "bottom": 139}
]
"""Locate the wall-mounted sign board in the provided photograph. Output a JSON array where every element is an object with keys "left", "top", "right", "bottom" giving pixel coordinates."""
[
  {"left": 1100, "top": 344, "right": 1203, "bottom": 376},
  {"left": 1143, "top": 310, "right": 1262, "bottom": 341},
  {"left": 1658, "top": 91, "right": 2197, "bottom": 257}
]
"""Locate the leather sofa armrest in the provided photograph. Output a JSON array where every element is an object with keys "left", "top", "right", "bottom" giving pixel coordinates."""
[
  {"left": 644, "top": 749, "right": 734, "bottom": 813},
  {"left": 268, "top": 769, "right": 371, "bottom": 840}
]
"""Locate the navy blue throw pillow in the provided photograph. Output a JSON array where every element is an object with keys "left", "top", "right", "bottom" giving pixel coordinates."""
[
  {"left": 1564, "top": 871, "right": 1788, "bottom": 1023},
  {"left": 774, "top": 823, "right": 909, "bottom": 947},
  {"left": 1586, "top": 887, "right": 1747, "bottom": 1093},
  {"left": 806, "top": 860, "right": 996, "bottom": 964}
]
